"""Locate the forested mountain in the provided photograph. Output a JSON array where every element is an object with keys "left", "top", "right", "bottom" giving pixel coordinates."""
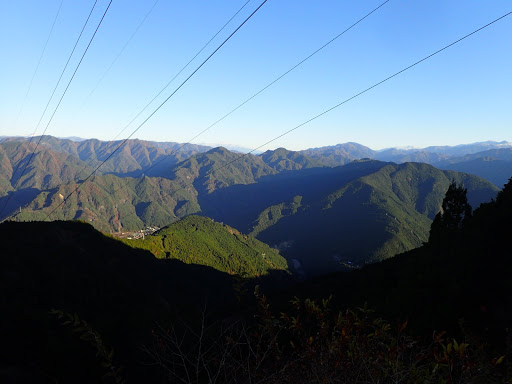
[
  {"left": 300, "top": 142, "right": 375, "bottom": 166},
  {"left": 260, "top": 147, "right": 325, "bottom": 171},
  {"left": 8, "top": 145, "right": 325, "bottom": 230},
  {"left": 202, "top": 160, "right": 497, "bottom": 276},
  {"left": 301, "top": 140, "right": 512, "bottom": 167},
  {"left": 168, "top": 146, "right": 278, "bottom": 194},
  {"left": 374, "top": 140, "right": 512, "bottom": 163},
  {"left": 284, "top": 177, "right": 512, "bottom": 341},
  {"left": 14, "top": 174, "right": 199, "bottom": 232},
  {"left": 0, "top": 141, "right": 98, "bottom": 217},
  {"left": 435, "top": 147, "right": 512, "bottom": 187},
  {"left": 4, "top": 138, "right": 499, "bottom": 275},
  {"left": 375, "top": 149, "right": 449, "bottom": 164},
  {"left": 0, "top": 136, "right": 502, "bottom": 277},
  {"left": 421, "top": 140, "right": 512, "bottom": 156},
  {"left": 122, "top": 215, "right": 289, "bottom": 277},
  {"left": 300, "top": 140, "right": 512, "bottom": 188},
  {"left": 2, "top": 136, "right": 508, "bottom": 193},
  {"left": 0, "top": 136, "right": 210, "bottom": 179},
  {"left": 0, "top": 136, "right": 210, "bottom": 223},
  {"left": 0, "top": 140, "right": 95, "bottom": 190}
]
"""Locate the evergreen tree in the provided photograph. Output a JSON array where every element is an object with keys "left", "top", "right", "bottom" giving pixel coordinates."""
[
  {"left": 496, "top": 176, "right": 512, "bottom": 204},
  {"left": 428, "top": 180, "right": 472, "bottom": 246}
]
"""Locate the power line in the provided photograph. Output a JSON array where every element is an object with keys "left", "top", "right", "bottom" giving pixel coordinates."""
[
  {"left": 198, "top": 10, "right": 512, "bottom": 180},
  {"left": 190, "top": 0, "right": 392, "bottom": 149},
  {"left": 73, "top": 0, "right": 253, "bottom": 181},
  {"left": 0, "top": 0, "right": 112, "bottom": 219},
  {"left": 127, "top": 0, "right": 392, "bottom": 180},
  {"left": 0, "top": 141, "right": 36, "bottom": 220},
  {"left": 24, "top": 9, "right": 512, "bottom": 229},
  {"left": 14, "top": 0, "right": 64, "bottom": 127},
  {"left": 4, "top": 0, "right": 68, "bottom": 210},
  {"left": 7, "top": 0, "right": 100, "bottom": 188},
  {"left": 43, "top": 0, "right": 268, "bottom": 221},
  {"left": 0, "top": 0, "right": 100, "bottom": 218},
  {"left": 1, "top": 0, "right": 255, "bottom": 223},
  {"left": 70, "top": 0, "right": 392, "bottom": 208},
  {"left": 108, "top": 0, "right": 253, "bottom": 143},
  {"left": 83, "top": 0, "right": 161, "bottom": 105},
  {"left": 71, "top": 8, "right": 512, "bottom": 230}
]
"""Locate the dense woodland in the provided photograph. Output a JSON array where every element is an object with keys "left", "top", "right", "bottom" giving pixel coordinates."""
[{"left": 121, "top": 215, "right": 289, "bottom": 277}]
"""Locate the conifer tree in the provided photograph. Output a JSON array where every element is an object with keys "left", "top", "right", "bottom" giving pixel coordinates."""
[
  {"left": 496, "top": 177, "right": 512, "bottom": 204},
  {"left": 428, "top": 180, "right": 472, "bottom": 246}
]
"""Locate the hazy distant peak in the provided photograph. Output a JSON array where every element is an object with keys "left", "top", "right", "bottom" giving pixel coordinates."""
[
  {"left": 305, "top": 142, "right": 372, "bottom": 151},
  {"left": 206, "top": 146, "right": 230, "bottom": 155},
  {"left": 262, "top": 147, "right": 292, "bottom": 156},
  {"left": 58, "top": 136, "right": 87, "bottom": 142},
  {"left": 377, "top": 145, "right": 417, "bottom": 152}
]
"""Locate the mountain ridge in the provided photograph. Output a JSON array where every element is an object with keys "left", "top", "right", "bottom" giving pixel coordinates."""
[
  {"left": 0, "top": 136, "right": 503, "bottom": 275},
  {"left": 121, "top": 215, "right": 289, "bottom": 277}
]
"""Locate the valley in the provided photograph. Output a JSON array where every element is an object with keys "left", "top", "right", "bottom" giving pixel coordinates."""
[{"left": 0, "top": 135, "right": 505, "bottom": 277}]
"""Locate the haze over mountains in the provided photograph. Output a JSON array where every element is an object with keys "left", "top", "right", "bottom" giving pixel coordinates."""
[
  {"left": 1, "top": 135, "right": 506, "bottom": 276},
  {"left": 302, "top": 140, "right": 512, "bottom": 187}
]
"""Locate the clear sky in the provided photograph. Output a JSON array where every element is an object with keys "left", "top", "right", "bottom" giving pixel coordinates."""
[{"left": 1, "top": 0, "right": 510, "bottom": 151}]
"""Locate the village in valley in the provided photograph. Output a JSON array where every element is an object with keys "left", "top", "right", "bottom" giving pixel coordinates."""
[{"left": 113, "top": 226, "right": 160, "bottom": 240}]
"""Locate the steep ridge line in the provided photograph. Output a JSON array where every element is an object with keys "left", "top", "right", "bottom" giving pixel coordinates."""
[
  {"left": 2, "top": 0, "right": 390, "bottom": 223},
  {"left": 75, "top": 0, "right": 254, "bottom": 181},
  {"left": 0, "top": 0, "right": 111, "bottom": 218},
  {"left": 129, "top": 8, "right": 511, "bottom": 230},
  {"left": 97, "top": 7, "right": 510, "bottom": 231},
  {"left": 43, "top": 0, "right": 270, "bottom": 222}
]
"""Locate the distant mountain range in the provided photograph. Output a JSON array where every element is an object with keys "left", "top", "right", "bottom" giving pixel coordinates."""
[
  {"left": 2, "top": 136, "right": 509, "bottom": 186},
  {"left": 1, "top": 135, "right": 503, "bottom": 276},
  {"left": 0, "top": 135, "right": 210, "bottom": 179},
  {"left": 300, "top": 141, "right": 512, "bottom": 187},
  {"left": 301, "top": 140, "right": 512, "bottom": 164},
  {"left": 434, "top": 148, "right": 512, "bottom": 188}
]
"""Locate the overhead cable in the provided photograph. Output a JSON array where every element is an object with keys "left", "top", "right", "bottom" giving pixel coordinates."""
[
  {"left": 9, "top": 0, "right": 99, "bottom": 180},
  {"left": 113, "top": 9, "right": 512, "bottom": 227},
  {"left": 73, "top": 0, "right": 253, "bottom": 181},
  {"left": 43, "top": 10, "right": 512, "bottom": 226},
  {"left": 199, "top": 10, "right": 512, "bottom": 179},
  {"left": 14, "top": 0, "right": 64, "bottom": 127},
  {"left": 83, "top": 0, "right": 161, "bottom": 104},
  {"left": 47, "top": 5, "right": 511, "bottom": 228},
  {"left": 129, "top": 0, "right": 392, "bottom": 179},
  {"left": 0, "top": 0, "right": 112, "bottom": 219},
  {"left": 44, "top": 0, "right": 268, "bottom": 221}
]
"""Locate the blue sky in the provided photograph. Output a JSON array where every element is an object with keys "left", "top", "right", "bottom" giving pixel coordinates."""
[{"left": 1, "top": 0, "right": 510, "bottom": 151}]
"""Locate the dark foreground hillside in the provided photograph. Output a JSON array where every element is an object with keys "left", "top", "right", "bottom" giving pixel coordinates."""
[
  {"left": 279, "top": 177, "right": 512, "bottom": 344},
  {"left": 0, "top": 221, "right": 244, "bottom": 382}
]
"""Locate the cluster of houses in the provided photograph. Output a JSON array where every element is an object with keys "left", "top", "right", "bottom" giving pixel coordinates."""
[{"left": 123, "top": 226, "right": 160, "bottom": 240}]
